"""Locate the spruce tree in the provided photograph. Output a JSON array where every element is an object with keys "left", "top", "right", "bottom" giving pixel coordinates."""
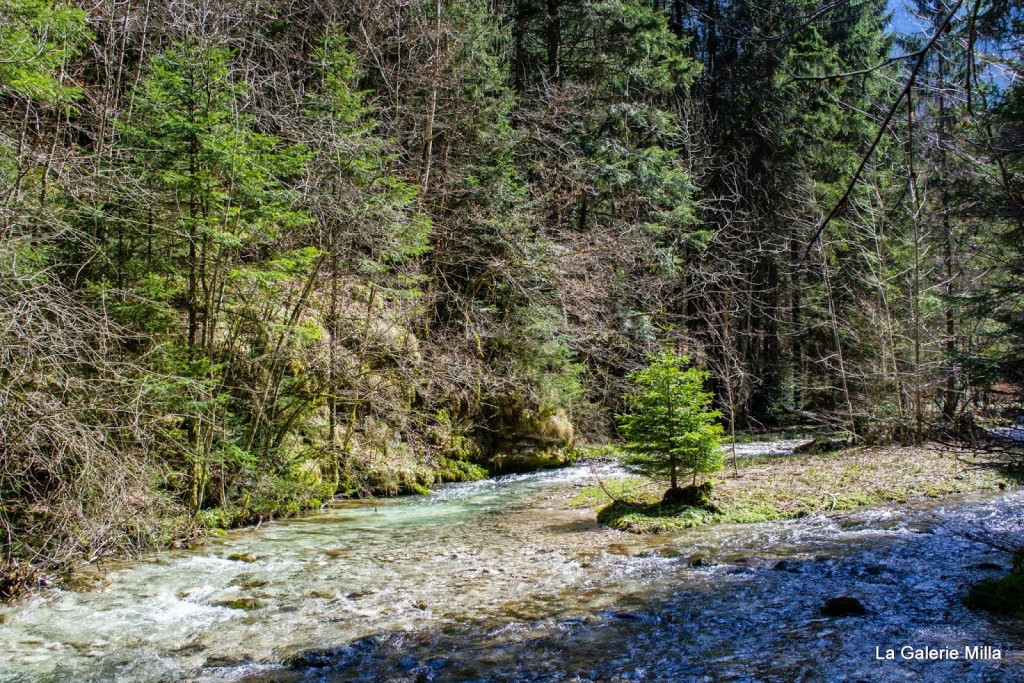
[{"left": 616, "top": 350, "right": 724, "bottom": 497}]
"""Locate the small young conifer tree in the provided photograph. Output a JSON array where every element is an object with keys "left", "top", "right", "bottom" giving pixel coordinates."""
[{"left": 616, "top": 350, "right": 724, "bottom": 494}]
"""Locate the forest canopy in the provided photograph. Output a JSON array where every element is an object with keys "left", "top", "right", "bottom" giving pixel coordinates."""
[{"left": 1, "top": 0, "right": 1022, "bottom": 594}]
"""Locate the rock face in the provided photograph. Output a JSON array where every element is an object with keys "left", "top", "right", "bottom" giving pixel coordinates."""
[
  {"left": 489, "top": 410, "right": 575, "bottom": 473},
  {"left": 820, "top": 596, "right": 868, "bottom": 617}
]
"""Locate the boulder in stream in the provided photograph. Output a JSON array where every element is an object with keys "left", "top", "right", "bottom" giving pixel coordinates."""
[
  {"left": 820, "top": 596, "right": 868, "bottom": 617},
  {"left": 212, "top": 596, "right": 263, "bottom": 610},
  {"left": 282, "top": 635, "right": 382, "bottom": 669}
]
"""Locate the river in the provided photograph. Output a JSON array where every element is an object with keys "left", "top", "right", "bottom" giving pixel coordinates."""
[{"left": 0, "top": 454, "right": 1022, "bottom": 682}]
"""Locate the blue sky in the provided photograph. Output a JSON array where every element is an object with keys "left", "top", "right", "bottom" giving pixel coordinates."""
[
  {"left": 885, "top": 0, "right": 1019, "bottom": 89},
  {"left": 888, "top": 0, "right": 925, "bottom": 35}
]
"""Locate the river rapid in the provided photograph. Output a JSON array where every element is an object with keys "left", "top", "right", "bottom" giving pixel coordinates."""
[{"left": 1, "top": 451, "right": 1022, "bottom": 682}]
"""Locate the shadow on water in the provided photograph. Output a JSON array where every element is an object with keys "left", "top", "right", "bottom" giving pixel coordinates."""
[
  {"left": 537, "top": 519, "right": 604, "bottom": 534},
  {"left": 229, "top": 501, "right": 1024, "bottom": 683},
  {"left": 1, "top": 460, "right": 1022, "bottom": 683}
]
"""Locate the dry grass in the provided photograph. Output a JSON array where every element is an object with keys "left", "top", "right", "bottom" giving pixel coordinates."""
[{"left": 571, "top": 446, "right": 1018, "bottom": 533}]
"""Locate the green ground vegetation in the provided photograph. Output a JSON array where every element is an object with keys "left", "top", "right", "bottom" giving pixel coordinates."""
[{"left": 571, "top": 447, "right": 1019, "bottom": 534}]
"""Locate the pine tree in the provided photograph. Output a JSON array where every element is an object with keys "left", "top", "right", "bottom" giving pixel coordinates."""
[{"left": 616, "top": 350, "right": 724, "bottom": 496}]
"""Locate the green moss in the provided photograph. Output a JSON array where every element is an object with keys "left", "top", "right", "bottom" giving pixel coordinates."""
[
  {"left": 575, "top": 444, "right": 627, "bottom": 459},
  {"left": 227, "top": 553, "right": 257, "bottom": 563},
  {"left": 436, "top": 457, "right": 488, "bottom": 483},
  {"left": 966, "top": 572, "right": 1024, "bottom": 615},
  {"left": 595, "top": 498, "right": 779, "bottom": 533},
  {"left": 406, "top": 481, "right": 431, "bottom": 496},
  {"left": 213, "top": 596, "right": 263, "bottom": 610},
  {"left": 598, "top": 502, "right": 711, "bottom": 533},
  {"left": 722, "top": 500, "right": 782, "bottom": 523},
  {"left": 575, "top": 446, "right": 1018, "bottom": 534},
  {"left": 492, "top": 446, "right": 577, "bottom": 473},
  {"left": 229, "top": 575, "right": 269, "bottom": 589},
  {"left": 196, "top": 507, "right": 235, "bottom": 531}
]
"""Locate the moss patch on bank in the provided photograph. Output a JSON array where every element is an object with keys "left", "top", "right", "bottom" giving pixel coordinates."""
[
  {"left": 965, "top": 549, "right": 1024, "bottom": 615},
  {"left": 192, "top": 455, "right": 489, "bottom": 535},
  {"left": 571, "top": 446, "right": 1018, "bottom": 533}
]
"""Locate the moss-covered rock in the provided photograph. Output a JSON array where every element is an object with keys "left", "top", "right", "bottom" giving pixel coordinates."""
[
  {"left": 965, "top": 548, "right": 1024, "bottom": 615},
  {"left": 213, "top": 596, "right": 263, "bottom": 610},
  {"left": 491, "top": 445, "right": 577, "bottom": 473},
  {"left": 596, "top": 500, "right": 715, "bottom": 533},
  {"left": 229, "top": 575, "right": 269, "bottom": 589},
  {"left": 489, "top": 409, "right": 577, "bottom": 473},
  {"left": 226, "top": 553, "right": 258, "bottom": 563}
]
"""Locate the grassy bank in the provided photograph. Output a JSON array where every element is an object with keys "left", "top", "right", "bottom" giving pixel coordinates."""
[{"left": 571, "top": 446, "right": 1018, "bottom": 533}]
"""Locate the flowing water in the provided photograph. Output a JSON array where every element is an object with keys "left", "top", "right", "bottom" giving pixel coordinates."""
[{"left": 1, "top": 452, "right": 1023, "bottom": 683}]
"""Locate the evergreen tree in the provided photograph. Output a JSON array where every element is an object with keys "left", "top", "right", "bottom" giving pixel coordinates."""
[
  {"left": 117, "top": 38, "right": 311, "bottom": 512},
  {"left": 616, "top": 350, "right": 724, "bottom": 494},
  {"left": 0, "top": 0, "right": 87, "bottom": 103}
]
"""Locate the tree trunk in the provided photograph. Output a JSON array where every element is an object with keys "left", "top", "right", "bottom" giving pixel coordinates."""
[{"left": 546, "top": 0, "right": 561, "bottom": 83}]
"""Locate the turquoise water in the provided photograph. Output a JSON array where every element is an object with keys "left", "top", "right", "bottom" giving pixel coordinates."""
[{"left": 0, "top": 459, "right": 1021, "bottom": 682}]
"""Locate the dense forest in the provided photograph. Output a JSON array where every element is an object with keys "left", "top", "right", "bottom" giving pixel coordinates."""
[{"left": 1, "top": 0, "right": 1022, "bottom": 594}]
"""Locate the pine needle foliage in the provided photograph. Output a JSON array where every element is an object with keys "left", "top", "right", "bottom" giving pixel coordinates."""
[{"left": 616, "top": 350, "right": 724, "bottom": 492}]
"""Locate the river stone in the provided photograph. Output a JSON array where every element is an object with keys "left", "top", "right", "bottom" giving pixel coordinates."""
[
  {"left": 608, "top": 610, "right": 643, "bottom": 621},
  {"left": 282, "top": 635, "right": 381, "bottom": 669},
  {"left": 688, "top": 555, "right": 714, "bottom": 568},
  {"left": 226, "top": 553, "right": 258, "bottom": 563},
  {"left": 972, "top": 562, "right": 1006, "bottom": 571},
  {"left": 204, "top": 654, "right": 253, "bottom": 667},
  {"left": 229, "top": 575, "right": 269, "bottom": 589},
  {"left": 213, "top": 596, "right": 263, "bottom": 611},
  {"left": 425, "top": 658, "right": 448, "bottom": 670},
  {"left": 60, "top": 564, "right": 110, "bottom": 592},
  {"left": 820, "top": 596, "right": 868, "bottom": 617}
]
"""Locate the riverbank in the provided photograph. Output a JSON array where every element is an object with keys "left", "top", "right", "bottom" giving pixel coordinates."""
[
  {"left": 570, "top": 445, "right": 1020, "bottom": 533},
  {"left": 1, "top": 453, "right": 492, "bottom": 601},
  {"left": 1, "top": 460, "right": 1021, "bottom": 682}
]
